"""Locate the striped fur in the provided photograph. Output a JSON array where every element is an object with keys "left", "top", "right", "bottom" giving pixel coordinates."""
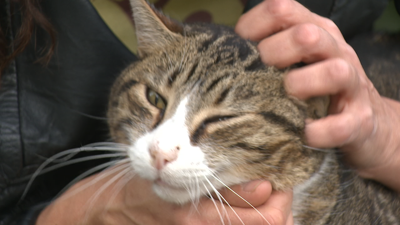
[{"left": 107, "top": 0, "right": 400, "bottom": 224}]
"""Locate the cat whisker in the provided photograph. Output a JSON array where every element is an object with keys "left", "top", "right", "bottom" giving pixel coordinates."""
[
  {"left": 55, "top": 159, "right": 130, "bottom": 199},
  {"left": 185, "top": 177, "right": 201, "bottom": 217},
  {"left": 104, "top": 169, "right": 136, "bottom": 213},
  {"left": 195, "top": 175, "right": 202, "bottom": 206},
  {"left": 83, "top": 165, "right": 132, "bottom": 223},
  {"left": 302, "top": 145, "right": 332, "bottom": 153},
  {"left": 42, "top": 92, "right": 109, "bottom": 121},
  {"left": 85, "top": 141, "right": 129, "bottom": 148},
  {"left": 69, "top": 109, "right": 109, "bottom": 121},
  {"left": 58, "top": 160, "right": 131, "bottom": 200},
  {"left": 35, "top": 144, "right": 126, "bottom": 164},
  {"left": 186, "top": 176, "right": 196, "bottom": 207},
  {"left": 19, "top": 144, "right": 128, "bottom": 202},
  {"left": 37, "top": 153, "right": 126, "bottom": 177},
  {"left": 209, "top": 174, "right": 271, "bottom": 225},
  {"left": 204, "top": 176, "right": 239, "bottom": 225},
  {"left": 202, "top": 181, "right": 227, "bottom": 225}
]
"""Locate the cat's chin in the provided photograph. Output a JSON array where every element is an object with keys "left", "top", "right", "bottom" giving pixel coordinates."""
[{"left": 152, "top": 180, "right": 198, "bottom": 205}]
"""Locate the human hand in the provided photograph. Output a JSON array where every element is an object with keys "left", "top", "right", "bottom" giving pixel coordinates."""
[
  {"left": 114, "top": 178, "right": 293, "bottom": 225},
  {"left": 235, "top": 0, "right": 400, "bottom": 192},
  {"left": 217, "top": 180, "right": 294, "bottom": 225},
  {"left": 37, "top": 170, "right": 293, "bottom": 225}
]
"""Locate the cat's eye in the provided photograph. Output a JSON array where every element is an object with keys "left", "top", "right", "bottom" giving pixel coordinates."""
[{"left": 147, "top": 89, "right": 166, "bottom": 110}]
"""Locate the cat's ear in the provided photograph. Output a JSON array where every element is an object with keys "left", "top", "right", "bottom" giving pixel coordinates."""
[{"left": 129, "top": 0, "right": 184, "bottom": 58}]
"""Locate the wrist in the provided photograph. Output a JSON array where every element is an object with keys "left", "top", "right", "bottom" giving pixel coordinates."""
[{"left": 356, "top": 97, "right": 400, "bottom": 193}]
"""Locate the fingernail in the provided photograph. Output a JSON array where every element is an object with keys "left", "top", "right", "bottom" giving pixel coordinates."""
[{"left": 242, "top": 180, "right": 264, "bottom": 193}]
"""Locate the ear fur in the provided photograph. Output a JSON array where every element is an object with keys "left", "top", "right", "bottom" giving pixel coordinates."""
[{"left": 129, "top": 0, "right": 184, "bottom": 58}]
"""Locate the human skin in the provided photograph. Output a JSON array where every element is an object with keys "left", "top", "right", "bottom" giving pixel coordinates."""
[
  {"left": 37, "top": 0, "right": 400, "bottom": 224},
  {"left": 235, "top": 0, "right": 400, "bottom": 193},
  {"left": 36, "top": 170, "right": 292, "bottom": 225}
]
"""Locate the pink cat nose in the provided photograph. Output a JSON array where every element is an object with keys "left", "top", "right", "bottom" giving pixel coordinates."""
[{"left": 149, "top": 142, "right": 180, "bottom": 170}]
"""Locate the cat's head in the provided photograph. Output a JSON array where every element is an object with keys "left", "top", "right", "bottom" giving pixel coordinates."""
[{"left": 107, "top": 0, "right": 328, "bottom": 204}]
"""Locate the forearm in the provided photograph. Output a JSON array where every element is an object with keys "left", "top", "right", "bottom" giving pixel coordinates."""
[{"left": 35, "top": 174, "right": 118, "bottom": 225}]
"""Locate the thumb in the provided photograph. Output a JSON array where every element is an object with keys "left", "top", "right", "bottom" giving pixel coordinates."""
[{"left": 217, "top": 180, "right": 272, "bottom": 208}]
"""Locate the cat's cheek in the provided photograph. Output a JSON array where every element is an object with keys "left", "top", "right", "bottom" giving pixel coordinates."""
[{"left": 128, "top": 133, "right": 158, "bottom": 180}]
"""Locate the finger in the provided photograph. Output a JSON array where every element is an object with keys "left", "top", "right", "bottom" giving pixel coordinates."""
[
  {"left": 258, "top": 190, "right": 293, "bottom": 225},
  {"left": 198, "top": 189, "right": 292, "bottom": 225},
  {"left": 235, "top": 0, "right": 342, "bottom": 41},
  {"left": 257, "top": 24, "right": 342, "bottom": 68},
  {"left": 286, "top": 211, "right": 294, "bottom": 225},
  {"left": 218, "top": 180, "right": 272, "bottom": 207},
  {"left": 284, "top": 58, "right": 359, "bottom": 99},
  {"left": 195, "top": 197, "right": 268, "bottom": 224},
  {"left": 305, "top": 113, "right": 360, "bottom": 148}
]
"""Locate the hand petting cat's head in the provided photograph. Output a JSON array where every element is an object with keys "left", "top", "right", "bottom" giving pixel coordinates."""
[{"left": 107, "top": 0, "right": 328, "bottom": 204}]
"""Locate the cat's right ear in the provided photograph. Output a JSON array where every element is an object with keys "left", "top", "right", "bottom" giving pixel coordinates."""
[{"left": 129, "top": 0, "right": 184, "bottom": 58}]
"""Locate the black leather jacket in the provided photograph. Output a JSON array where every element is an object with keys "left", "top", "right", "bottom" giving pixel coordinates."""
[
  {"left": 0, "top": 0, "right": 136, "bottom": 224},
  {"left": 0, "top": 0, "right": 392, "bottom": 224}
]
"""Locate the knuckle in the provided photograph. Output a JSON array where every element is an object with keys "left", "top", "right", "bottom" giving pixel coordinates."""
[
  {"left": 267, "top": 209, "right": 286, "bottom": 225},
  {"left": 321, "top": 17, "right": 337, "bottom": 29},
  {"left": 328, "top": 58, "right": 351, "bottom": 83},
  {"left": 264, "top": 0, "right": 293, "bottom": 17},
  {"left": 341, "top": 44, "right": 358, "bottom": 59},
  {"left": 292, "top": 23, "right": 321, "bottom": 47},
  {"left": 359, "top": 107, "right": 374, "bottom": 130},
  {"left": 333, "top": 115, "right": 355, "bottom": 144},
  {"left": 358, "top": 74, "right": 373, "bottom": 90},
  {"left": 321, "top": 17, "right": 341, "bottom": 35}
]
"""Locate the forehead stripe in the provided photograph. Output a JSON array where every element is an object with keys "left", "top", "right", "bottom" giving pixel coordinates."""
[
  {"left": 117, "top": 79, "right": 138, "bottom": 95},
  {"left": 167, "top": 67, "right": 181, "bottom": 87},
  {"left": 184, "top": 61, "right": 199, "bottom": 85},
  {"left": 205, "top": 72, "right": 233, "bottom": 93},
  {"left": 214, "top": 88, "right": 230, "bottom": 105}
]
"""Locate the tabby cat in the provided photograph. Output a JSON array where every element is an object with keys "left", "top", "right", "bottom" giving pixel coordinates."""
[{"left": 107, "top": 0, "right": 400, "bottom": 224}]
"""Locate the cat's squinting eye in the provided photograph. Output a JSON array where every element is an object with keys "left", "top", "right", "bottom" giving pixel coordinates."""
[{"left": 147, "top": 89, "right": 166, "bottom": 110}]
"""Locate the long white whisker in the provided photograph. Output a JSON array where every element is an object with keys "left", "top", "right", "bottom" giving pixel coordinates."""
[
  {"left": 302, "top": 145, "right": 331, "bottom": 153},
  {"left": 35, "top": 145, "right": 126, "bottom": 165},
  {"left": 204, "top": 176, "right": 230, "bottom": 225},
  {"left": 58, "top": 159, "right": 131, "bottom": 200},
  {"left": 85, "top": 142, "right": 128, "bottom": 148},
  {"left": 202, "top": 182, "right": 225, "bottom": 225},
  {"left": 83, "top": 166, "right": 132, "bottom": 223},
  {"left": 214, "top": 191, "right": 244, "bottom": 225},
  {"left": 104, "top": 170, "right": 136, "bottom": 211},
  {"left": 37, "top": 153, "right": 126, "bottom": 177},
  {"left": 210, "top": 174, "right": 271, "bottom": 225},
  {"left": 195, "top": 175, "right": 201, "bottom": 206},
  {"left": 19, "top": 145, "right": 127, "bottom": 202}
]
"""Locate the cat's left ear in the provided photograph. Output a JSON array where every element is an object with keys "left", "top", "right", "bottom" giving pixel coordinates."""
[{"left": 129, "top": 0, "right": 184, "bottom": 58}]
